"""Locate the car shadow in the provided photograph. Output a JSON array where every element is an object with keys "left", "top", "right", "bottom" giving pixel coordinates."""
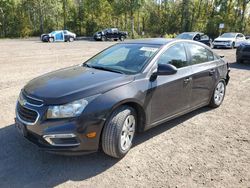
[
  {"left": 229, "top": 61, "right": 250, "bottom": 70},
  {"left": 0, "top": 106, "right": 211, "bottom": 187}
]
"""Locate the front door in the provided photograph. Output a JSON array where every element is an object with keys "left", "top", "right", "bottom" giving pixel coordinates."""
[{"left": 150, "top": 43, "right": 192, "bottom": 124}]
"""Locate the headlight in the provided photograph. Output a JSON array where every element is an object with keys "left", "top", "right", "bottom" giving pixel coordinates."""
[{"left": 46, "top": 94, "right": 99, "bottom": 119}]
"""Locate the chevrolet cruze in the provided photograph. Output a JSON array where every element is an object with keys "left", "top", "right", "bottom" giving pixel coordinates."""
[{"left": 15, "top": 39, "right": 230, "bottom": 158}]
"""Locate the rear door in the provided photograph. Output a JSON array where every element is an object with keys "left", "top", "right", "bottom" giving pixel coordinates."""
[
  {"left": 185, "top": 42, "right": 217, "bottom": 108},
  {"left": 150, "top": 43, "right": 192, "bottom": 124}
]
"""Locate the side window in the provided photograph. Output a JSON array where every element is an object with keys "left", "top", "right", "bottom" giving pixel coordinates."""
[
  {"left": 193, "top": 34, "right": 200, "bottom": 41},
  {"left": 157, "top": 43, "right": 188, "bottom": 68},
  {"left": 187, "top": 43, "right": 213, "bottom": 64},
  {"left": 201, "top": 35, "right": 209, "bottom": 40},
  {"left": 206, "top": 49, "right": 214, "bottom": 61}
]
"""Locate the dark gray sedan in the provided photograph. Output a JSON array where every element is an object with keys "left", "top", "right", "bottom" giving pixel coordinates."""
[{"left": 15, "top": 39, "right": 230, "bottom": 158}]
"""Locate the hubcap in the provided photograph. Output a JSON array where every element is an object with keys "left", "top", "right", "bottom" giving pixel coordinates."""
[
  {"left": 120, "top": 115, "right": 135, "bottom": 151},
  {"left": 214, "top": 82, "right": 225, "bottom": 105}
]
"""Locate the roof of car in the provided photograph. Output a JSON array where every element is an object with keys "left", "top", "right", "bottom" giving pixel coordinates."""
[
  {"left": 181, "top": 32, "right": 204, "bottom": 35},
  {"left": 124, "top": 38, "right": 175, "bottom": 45}
]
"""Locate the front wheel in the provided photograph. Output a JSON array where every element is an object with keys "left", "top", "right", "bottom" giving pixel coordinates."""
[
  {"left": 120, "top": 36, "right": 125, "bottom": 41},
  {"left": 102, "top": 106, "right": 136, "bottom": 158},
  {"left": 48, "top": 37, "right": 54, "bottom": 42},
  {"left": 101, "top": 36, "right": 106, "bottom": 41},
  {"left": 209, "top": 81, "right": 226, "bottom": 108}
]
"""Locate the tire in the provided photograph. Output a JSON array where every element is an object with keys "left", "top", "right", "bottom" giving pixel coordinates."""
[
  {"left": 120, "top": 36, "right": 125, "bottom": 41},
  {"left": 102, "top": 106, "right": 137, "bottom": 158},
  {"left": 49, "top": 37, "right": 54, "bottom": 42},
  {"left": 231, "top": 42, "right": 235, "bottom": 49},
  {"left": 69, "top": 37, "right": 74, "bottom": 42},
  {"left": 209, "top": 80, "right": 226, "bottom": 108},
  {"left": 213, "top": 45, "right": 217, "bottom": 49},
  {"left": 101, "top": 36, "right": 106, "bottom": 41}
]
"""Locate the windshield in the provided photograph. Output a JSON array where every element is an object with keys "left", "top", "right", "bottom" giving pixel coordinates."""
[
  {"left": 84, "top": 44, "right": 160, "bottom": 74},
  {"left": 220, "top": 33, "right": 236, "bottom": 38},
  {"left": 50, "top": 31, "right": 57, "bottom": 35},
  {"left": 176, "top": 33, "right": 194, "bottom": 40}
]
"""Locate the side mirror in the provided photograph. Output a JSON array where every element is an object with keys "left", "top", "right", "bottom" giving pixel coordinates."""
[{"left": 156, "top": 64, "right": 177, "bottom": 75}]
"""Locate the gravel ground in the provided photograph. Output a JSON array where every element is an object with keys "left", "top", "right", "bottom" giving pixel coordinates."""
[{"left": 0, "top": 38, "right": 249, "bottom": 188}]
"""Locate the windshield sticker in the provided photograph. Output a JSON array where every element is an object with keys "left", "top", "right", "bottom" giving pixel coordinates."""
[{"left": 140, "top": 47, "right": 158, "bottom": 52}]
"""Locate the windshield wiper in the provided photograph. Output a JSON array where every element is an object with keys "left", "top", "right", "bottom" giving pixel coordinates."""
[
  {"left": 91, "top": 65, "right": 125, "bottom": 74},
  {"left": 83, "top": 63, "right": 92, "bottom": 68},
  {"left": 84, "top": 64, "right": 124, "bottom": 74}
]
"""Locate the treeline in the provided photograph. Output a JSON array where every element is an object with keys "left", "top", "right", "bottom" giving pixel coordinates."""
[{"left": 0, "top": 0, "right": 250, "bottom": 38}]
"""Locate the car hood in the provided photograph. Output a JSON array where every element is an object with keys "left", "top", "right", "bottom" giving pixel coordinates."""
[
  {"left": 214, "top": 37, "right": 234, "bottom": 41},
  {"left": 24, "top": 65, "right": 134, "bottom": 104}
]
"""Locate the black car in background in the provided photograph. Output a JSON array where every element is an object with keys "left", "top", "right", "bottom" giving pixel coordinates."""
[
  {"left": 15, "top": 39, "right": 230, "bottom": 158},
  {"left": 236, "top": 42, "right": 250, "bottom": 63},
  {"left": 176, "top": 32, "right": 213, "bottom": 47},
  {"left": 93, "top": 28, "right": 128, "bottom": 41}
]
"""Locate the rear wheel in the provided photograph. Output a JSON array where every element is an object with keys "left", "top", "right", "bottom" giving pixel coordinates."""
[
  {"left": 102, "top": 106, "right": 136, "bottom": 158},
  {"left": 209, "top": 81, "right": 226, "bottom": 108},
  {"left": 69, "top": 37, "right": 74, "bottom": 42}
]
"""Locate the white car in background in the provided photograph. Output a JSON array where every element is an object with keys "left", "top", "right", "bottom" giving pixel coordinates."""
[{"left": 213, "top": 32, "right": 246, "bottom": 49}]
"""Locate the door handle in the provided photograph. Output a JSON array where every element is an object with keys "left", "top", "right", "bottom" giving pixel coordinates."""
[
  {"left": 209, "top": 69, "right": 215, "bottom": 76},
  {"left": 184, "top": 77, "right": 192, "bottom": 83}
]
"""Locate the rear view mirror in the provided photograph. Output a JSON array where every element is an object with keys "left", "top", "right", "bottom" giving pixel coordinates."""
[{"left": 157, "top": 64, "right": 177, "bottom": 75}]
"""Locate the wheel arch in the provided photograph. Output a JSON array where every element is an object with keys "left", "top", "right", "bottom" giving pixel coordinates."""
[{"left": 98, "top": 99, "right": 147, "bottom": 150}]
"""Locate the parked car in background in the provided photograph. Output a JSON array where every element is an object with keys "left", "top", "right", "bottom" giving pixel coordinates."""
[
  {"left": 213, "top": 32, "right": 246, "bottom": 49},
  {"left": 93, "top": 28, "right": 128, "bottom": 41},
  {"left": 15, "top": 39, "right": 230, "bottom": 158},
  {"left": 41, "top": 30, "right": 76, "bottom": 42},
  {"left": 176, "top": 32, "right": 213, "bottom": 47},
  {"left": 236, "top": 42, "right": 250, "bottom": 63}
]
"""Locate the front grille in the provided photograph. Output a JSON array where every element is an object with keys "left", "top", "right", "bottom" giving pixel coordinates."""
[
  {"left": 17, "top": 103, "right": 38, "bottom": 124},
  {"left": 214, "top": 41, "right": 229, "bottom": 44},
  {"left": 22, "top": 92, "right": 43, "bottom": 106}
]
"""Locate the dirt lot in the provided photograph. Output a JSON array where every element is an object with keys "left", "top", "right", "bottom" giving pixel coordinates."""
[{"left": 0, "top": 39, "right": 249, "bottom": 188}]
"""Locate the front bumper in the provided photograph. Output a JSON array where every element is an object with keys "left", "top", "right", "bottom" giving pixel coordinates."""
[
  {"left": 15, "top": 102, "right": 105, "bottom": 155},
  {"left": 213, "top": 42, "right": 232, "bottom": 48}
]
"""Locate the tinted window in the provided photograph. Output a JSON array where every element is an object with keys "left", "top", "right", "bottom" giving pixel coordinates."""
[
  {"left": 187, "top": 43, "right": 214, "bottom": 64},
  {"left": 157, "top": 43, "right": 188, "bottom": 68},
  {"left": 237, "top": 34, "right": 244, "bottom": 38},
  {"left": 193, "top": 34, "right": 200, "bottom": 41}
]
